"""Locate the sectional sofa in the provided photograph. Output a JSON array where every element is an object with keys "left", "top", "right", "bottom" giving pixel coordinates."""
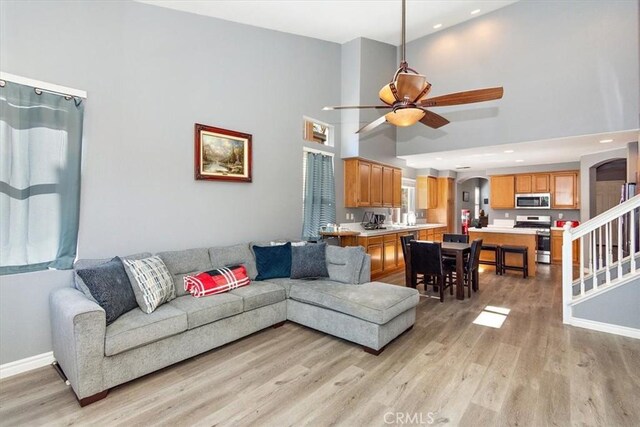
[{"left": 50, "top": 243, "right": 419, "bottom": 405}]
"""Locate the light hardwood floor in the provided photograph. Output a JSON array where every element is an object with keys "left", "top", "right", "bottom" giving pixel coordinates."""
[{"left": 1, "top": 265, "right": 639, "bottom": 426}]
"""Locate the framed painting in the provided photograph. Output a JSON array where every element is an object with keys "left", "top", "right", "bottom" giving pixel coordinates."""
[{"left": 194, "top": 124, "right": 252, "bottom": 182}]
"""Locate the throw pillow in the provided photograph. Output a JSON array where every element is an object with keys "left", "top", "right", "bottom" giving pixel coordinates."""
[
  {"left": 253, "top": 242, "right": 292, "bottom": 280},
  {"left": 291, "top": 242, "right": 329, "bottom": 279},
  {"left": 184, "top": 265, "right": 250, "bottom": 297},
  {"left": 326, "top": 246, "right": 366, "bottom": 284},
  {"left": 121, "top": 256, "right": 176, "bottom": 314},
  {"left": 76, "top": 257, "right": 138, "bottom": 325}
]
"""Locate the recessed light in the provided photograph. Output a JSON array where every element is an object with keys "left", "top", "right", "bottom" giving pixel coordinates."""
[
  {"left": 435, "top": 157, "right": 443, "bottom": 160},
  {"left": 515, "top": 159, "right": 524, "bottom": 163},
  {"left": 599, "top": 139, "right": 613, "bottom": 143},
  {"left": 504, "top": 150, "right": 514, "bottom": 153},
  {"left": 471, "top": 9, "right": 481, "bottom": 15},
  {"left": 433, "top": 23, "right": 442, "bottom": 29}
]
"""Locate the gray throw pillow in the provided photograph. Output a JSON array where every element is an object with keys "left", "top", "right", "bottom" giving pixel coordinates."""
[
  {"left": 326, "top": 246, "right": 366, "bottom": 284},
  {"left": 291, "top": 242, "right": 329, "bottom": 279},
  {"left": 76, "top": 257, "right": 138, "bottom": 325}
]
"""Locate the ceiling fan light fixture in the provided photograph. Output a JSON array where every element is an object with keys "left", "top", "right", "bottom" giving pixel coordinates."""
[
  {"left": 379, "top": 84, "right": 396, "bottom": 105},
  {"left": 385, "top": 108, "right": 425, "bottom": 127}
]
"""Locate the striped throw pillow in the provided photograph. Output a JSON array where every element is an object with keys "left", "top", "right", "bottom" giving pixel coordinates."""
[{"left": 121, "top": 256, "right": 176, "bottom": 314}]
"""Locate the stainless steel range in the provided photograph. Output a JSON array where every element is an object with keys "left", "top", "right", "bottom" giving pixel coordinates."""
[{"left": 514, "top": 215, "right": 552, "bottom": 264}]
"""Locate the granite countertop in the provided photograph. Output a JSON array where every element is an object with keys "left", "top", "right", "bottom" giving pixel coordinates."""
[
  {"left": 468, "top": 227, "right": 537, "bottom": 235},
  {"left": 340, "top": 223, "right": 447, "bottom": 237}
]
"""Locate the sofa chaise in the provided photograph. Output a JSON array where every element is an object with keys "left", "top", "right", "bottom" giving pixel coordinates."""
[{"left": 50, "top": 243, "right": 419, "bottom": 405}]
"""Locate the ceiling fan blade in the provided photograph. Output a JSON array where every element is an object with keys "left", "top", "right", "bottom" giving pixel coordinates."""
[
  {"left": 420, "top": 87, "right": 504, "bottom": 107},
  {"left": 420, "top": 110, "right": 449, "bottom": 129},
  {"left": 356, "top": 116, "right": 387, "bottom": 134},
  {"left": 396, "top": 73, "right": 427, "bottom": 101},
  {"left": 323, "top": 105, "right": 392, "bottom": 110}
]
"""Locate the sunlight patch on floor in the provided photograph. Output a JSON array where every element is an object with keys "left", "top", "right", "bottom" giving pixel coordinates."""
[{"left": 473, "top": 305, "right": 511, "bottom": 328}]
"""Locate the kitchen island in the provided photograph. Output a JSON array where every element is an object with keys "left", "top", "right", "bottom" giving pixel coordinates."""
[
  {"left": 336, "top": 223, "right": 448, "bottom": 279},
  {"left": 468, "top": 227, "right": 538, "bottom": 277}
]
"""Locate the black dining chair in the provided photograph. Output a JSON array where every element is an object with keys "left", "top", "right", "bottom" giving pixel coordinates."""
[
  {"left": 443, "top": 233, "right": 470, "bottom": 243},
  {"left": 466, "top": 238, "right": 483, "bottom": 295},
  {"left": 400, "top": 234, "right": 415, "bottom": 287},
  {"left": 409, "top": 241, "right": 452, "bottom": 302}
]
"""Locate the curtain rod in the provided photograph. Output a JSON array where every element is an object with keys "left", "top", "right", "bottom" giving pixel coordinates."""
[{"left": 0, "top": 72, "right": 87, "bottom": 99}]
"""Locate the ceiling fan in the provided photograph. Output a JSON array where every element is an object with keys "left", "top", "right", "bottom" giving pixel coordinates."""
[{"left": 323, "top": 0, "right": 504, "bottom": 134}]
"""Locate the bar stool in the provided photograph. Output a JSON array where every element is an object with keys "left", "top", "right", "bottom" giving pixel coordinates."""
[
  {"left": 500, "top": 245, "right": 528, "bottom": 278},
  {"left": 480, "top": 243, "right": 502, "bottom": 275}
]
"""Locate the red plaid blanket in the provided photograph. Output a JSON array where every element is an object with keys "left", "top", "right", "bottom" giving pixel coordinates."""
[{"left": 184, "top": 265, "right": 250, "bottom": 297}]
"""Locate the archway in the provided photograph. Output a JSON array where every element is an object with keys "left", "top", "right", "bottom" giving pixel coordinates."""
[
  {"left": 589, "top": 158, "right": 626, "bottom": 218},
  {"left": 456, "top": 176, "right": 490, "bottom": 232}
]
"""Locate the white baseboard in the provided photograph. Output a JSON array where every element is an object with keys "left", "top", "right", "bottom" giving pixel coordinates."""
[
  {"left": 568, "top": 317, "right": 640, "bottom": 339},
  {"left": 0, "top": 352, "right": 54, "bottom": 380}
]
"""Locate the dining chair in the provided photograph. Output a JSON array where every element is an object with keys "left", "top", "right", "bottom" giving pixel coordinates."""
[
  {"left": 400, "top": 234, "right": 415, "bottom": 288},
  {"left": 443, "top": 233, "right": 470, "bottom": 243},
  {"left": 467, "top": 238, "right": 483, "bottom": 295},
  {"left": 409, "top": 241, "right": 452, "bottom": 302}
]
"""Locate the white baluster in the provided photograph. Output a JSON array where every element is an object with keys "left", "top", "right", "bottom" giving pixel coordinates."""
[
  {"left": 631, "top": 209, "right": 636, "bottom": 274},
  {"left": 598, "top": 226, "right": 603, "bottom": 270},
  {"left": 580, "top": 235, "right": 585, "bottom": 296},
  {"left": 605, "top": 221, "right": 611, "bottom": 285},
  {"left": 618, "top": 214, "right": 623, "bottom": 280},
  {"left": 592, "top": 230, "right": 597, "bottom": 290}
]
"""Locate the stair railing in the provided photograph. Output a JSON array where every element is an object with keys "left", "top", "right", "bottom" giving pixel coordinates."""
[{"left": 562, "top": 194, "right": 640, "bottom": 324}]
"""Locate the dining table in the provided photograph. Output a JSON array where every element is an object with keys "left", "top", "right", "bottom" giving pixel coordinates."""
[{"left": 409, "top": 240, "right": 472, "bottom": 300}]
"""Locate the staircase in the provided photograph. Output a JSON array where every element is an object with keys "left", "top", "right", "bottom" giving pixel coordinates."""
[{"left": 562, "top": 194, "right": 640, "bottom": 338}]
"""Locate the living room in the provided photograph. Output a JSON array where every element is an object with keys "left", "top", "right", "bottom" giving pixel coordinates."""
[{"left": 1, "top": 0, "right": 639, "bottom": 426}]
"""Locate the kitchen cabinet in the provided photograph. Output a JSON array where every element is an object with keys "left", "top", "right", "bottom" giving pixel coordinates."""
[
  {"left": 417, "top": 176, "right": 438, "bottom": 209},
  {"left": 551, "top": 230, "right": 580, "bottom": 265},
  {"left": 370, "top": 164, "right": 383, "bottom": 206},
  {"left": 344, "top": 158, "right": 402, "bottom": 208},
  {"left": 392, "top": 169, "right": 402, "bottom": 208},
  {"left": 383, "top": 234, "right": 397, "bottom": 270},
  {"left": 490, "top": 175, "right": 516, "bottom": 209},
  {"left": 533, "top": 174, "right": 550, "bottom": 192},
  {"left": 515, "top": 175, "right": 532, "bottom": 193},
  {"left": 382, "top": 166, "right": 394, "bottom": 207},
  {"left": 552, "top": 172, "right": 579, "bottom": 209},
  {"left": 353, "top": 226, "right": 449, "bottom": 279},
  {"left": 515, "top": 174, "right": 550, "bottom": 194}
]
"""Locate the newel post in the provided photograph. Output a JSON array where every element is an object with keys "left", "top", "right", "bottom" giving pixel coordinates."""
[{"left": 562, "top": 223, "right": 573, "bottom": 324}]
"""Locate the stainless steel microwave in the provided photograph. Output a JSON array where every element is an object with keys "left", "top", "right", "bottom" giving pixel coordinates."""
[{"left": 515, "top": 193, "right": 551, "bottom": 209}]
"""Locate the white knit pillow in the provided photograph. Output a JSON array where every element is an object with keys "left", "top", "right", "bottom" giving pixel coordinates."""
[{"left": 121, "top": 256, "right": 175, "bottom": 314}]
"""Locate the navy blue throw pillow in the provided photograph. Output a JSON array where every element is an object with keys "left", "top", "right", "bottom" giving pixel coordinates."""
[
  {"left": 253, "top": 242, "right": 292, "bottom": 281},
  {"left": 76, "top": 257, "right": 137, "bottom": 325}
]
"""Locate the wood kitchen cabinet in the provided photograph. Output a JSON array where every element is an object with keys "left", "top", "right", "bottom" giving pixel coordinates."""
[
  {"left": 383, "top": 234, "right": 397, "bottom": 270},
  {"left": 417, "top": 176, "right": 438, "bottom": 209},
  {"left": 533, "top": 174, "right": 550, "bottom": 192},
  {"left": 515, "top": 174, "right": 550, "bottom": 194},
  {"left": 392, "top": 169, "right": 402, "bottom": 208},
  {"left": 551, "top": 230, "right": 580, "bottom": 265},
  {"left": 552, "top": 172, "right": 579, "bottom": 209},
  {"left": 490, "top": 175, "right": 516, "bottom": 209},
  {"left": 344, "top": 158, "right": 402, "bottom": 208}
]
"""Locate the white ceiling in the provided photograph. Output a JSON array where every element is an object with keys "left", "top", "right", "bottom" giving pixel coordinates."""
[
  {"left": 398, "top": 130, "right": 640, "bottom": 171},
  {"left": 136, "top": 0, "right": 518, "bottom": 45}
]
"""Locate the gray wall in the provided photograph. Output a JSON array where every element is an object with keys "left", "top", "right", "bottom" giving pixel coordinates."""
[
  {"left": 0, "top": 1, "right": 342, "bottom": 364},
  {"left": 573, "top": 279, "right": 640, "bottom": 329},
  {"left": 396, "top": 0, "right": 639, "bottom": 155}
]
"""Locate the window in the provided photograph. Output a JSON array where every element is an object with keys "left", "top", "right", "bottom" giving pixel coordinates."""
[
  {"left": 302, "top": 147, "right": 336, "bottom": 240},
  {"left": 401, "top": 178, "right": 416, "bottom": 215},
  {"left": 474, "top": 185, "right": 480, "bottom": 219},
  {"left": 0, "top": 75, "right": 85, "bottom": 275},
  {"left": 303, "top": 116, "right": 334, "bottom": 147}
]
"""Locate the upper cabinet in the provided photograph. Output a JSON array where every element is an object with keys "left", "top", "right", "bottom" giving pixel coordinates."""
[
  {"left": 417, "top": 176, "right": 438, "bottom": 209},
  {"left": 552, "top": 172, "right": 579, "bottom": 209},
  {"left": 515, "top": 173, "right": 550, "bottom": 193},
  {"left": 490, "top": 175, "right": 516, "bottom": 209},
  {"left": 490, "top": 170, "right": 579, "bottom": 209},
  {"left": 344, "top": 158, "right": 401, "bottom": 208}
]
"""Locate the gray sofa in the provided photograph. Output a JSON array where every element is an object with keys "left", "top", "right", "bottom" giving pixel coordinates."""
[{"left": 50, "top": 243, "right": 419, "bottom": 405}]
